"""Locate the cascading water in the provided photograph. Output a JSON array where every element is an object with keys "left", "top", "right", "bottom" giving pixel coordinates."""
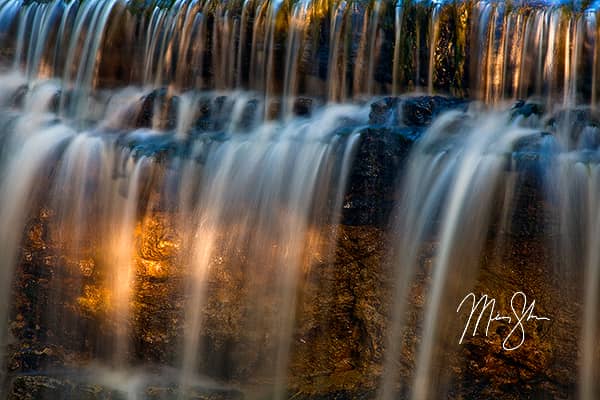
[
  {"left": 7, "top": 0, "right": 600, "bottom": 104},
  {"left": 2, "top": 0, "right": 600, "bottom": 399},
  {"left": 379, "top": 108, "right": 561, "bottom": 399}
]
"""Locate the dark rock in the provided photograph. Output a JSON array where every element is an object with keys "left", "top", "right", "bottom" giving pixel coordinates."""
[
  {"left": 511, "top": 100, "right": 544, "bottom": 119},
  {"left": 510, "top": 131, "right": 557, "bottom": 173},
  {"left": 239, "top": 99, "right": 260, "bottom": 129},
  {"left": 547, "top": 107, "right": 600, "bottom": 128},
  {"left": 117, "top": 131, "right": 182, "bottom": 160},
  {"left": 290, "top": 225, "right": 389, "bottom": 397},
  {"left": 401, "top": 96, "right": 468, "bottom": 127},
  {"left": 342, "top": 126, "right": 422, "bottom": 226},
  {"left": 146, "top": 386, "right": 244, "bottom": 400},
  {"left": 369, "top": 97, "right": 400, "bottom": 125},
  {"left": 210, "top": 96, "right": 231, "bottom": 131},
  {"left": 194, "top": 96, "right": 262, "bottom": 132},
  {"left": 546, "top": 107, "right": 600, "bottom": 149},
  {"left": 369, "top": 96, "right": 468, "bottom": 127},
  {"left": 7, "top": 375, "right": 114, "bottom": 400},
  {"left": 293, "top": 97, "right": 315, "bottom": 117},
  {"left": 165, "top": 96, "right": 179, "bottom": 131},
  {"left": 9, "top": 85, "right": 27, "bottom": 109},
  {"left": 267, "top": 99, "right": 281, "bottom": 120},
  {"left": 194, "top": 97, "right": 213, "bottom": 132},
  {"left": 47, "top": 91, "right": 61, "bottom": 115},
  {"left": 8, "top": 345, "right": 65, "bottom": 373},
  {"left": 289, "top": 389, "right": 376, "bottom": 400},
  {"left": 137, "top": 88, "right": 167, "bottom": 128}
]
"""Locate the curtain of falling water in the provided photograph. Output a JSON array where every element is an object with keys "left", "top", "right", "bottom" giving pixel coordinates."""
[
  {"left": 0, "top": 1, "right": 366, "bottom": 396},
  {"left": 548, "top": 117, "right": 600, "bottom": 400},
  {"left": 380, "top": 110, "right": 537, "bottom": 400},
  {"left": 378, "top": 101, "right": 600, "bottom": 399},
  {"left": 0, "top": 0, "right": 144, "bottom": 388},
  {"left": 9, "top": 0, "right": 120, "bottom": 120},
  {"left": 554, "top": 159, "right": 600, "bottom": 400},
  {"left": 216, "top": 0, "right": 597, "bottom": 106},
  {"left": 0, "top": 77, "right": 75, "bottom": 390},
  {"left": 44, "top": 130, "right": 149, "bottom": 368},
  {"left": 177, "top": 103, "right": 364, "bottom": 398},
  {"left": 409, "top": 114, "right": 535, "bottom": 400},
  {"left": 0, "top": 83, "right": 364, "bottom": 398},
  {"left": 3, "top": 0, "right": 600, "bottom": 106}
]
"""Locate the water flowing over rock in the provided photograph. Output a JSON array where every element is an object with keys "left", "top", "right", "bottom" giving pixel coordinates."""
[
  {"left": 0, "top": 0, "right": 600, "bottom": 400},
  {"left": 3, "top": 0, "right": 600, "bottom": 106}
]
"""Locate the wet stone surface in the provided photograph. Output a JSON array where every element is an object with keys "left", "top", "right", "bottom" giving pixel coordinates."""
[{"left": 7, "top": 374, "right": 244, "bottom": 400}]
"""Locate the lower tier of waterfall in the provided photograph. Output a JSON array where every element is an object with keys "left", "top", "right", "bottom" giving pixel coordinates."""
[{"left": 0, "top": 71, "right": 596, "bottom": 399}]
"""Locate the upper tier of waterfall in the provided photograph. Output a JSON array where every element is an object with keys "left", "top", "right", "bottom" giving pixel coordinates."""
[{"left": 3, "top": 0, "right": 600, "bottom": 114}]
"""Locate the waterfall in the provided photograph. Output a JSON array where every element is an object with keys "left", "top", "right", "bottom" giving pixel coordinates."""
[
  {"left": 177, "top": 103, "right": 364, "bottom": 398},
  {"left": 378, "top": 99, "right": 600, "bottom": 399},
  {"left": 0, "top": 78, "right": 74, "bottom": 390},
  {"left": 2, "top": 0, "right": 600, "bottom": 399},
  {"left": 0, "top": 71, "right": 364, "bottom": 394},
  {"left": 380, "top": 109, "right": 544, "bottom": 399},
  {"left": 0, "top": 0, "right": 600, "bottom": 105}
]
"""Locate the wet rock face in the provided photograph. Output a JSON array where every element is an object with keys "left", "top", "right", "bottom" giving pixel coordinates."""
[
  {"left": 342, "top": 126, "right": 417, "bottom": 227},
  {"left": 8, "top": 199, "right": 579, "bottom": 398},
  {"left": 7, "top": 209, "right": 392, "bottom": 398},
  {"left": 7, "top": 374, "right": 244, "bottom": 400},
  {"left": 290, "top": 226, "right": 390, "bottom": 394},
  {"left": 10, "top": 208, "right": 88, "bottom": 374},
  {"left": 368, "top": 96, "right": 469, "bottom": 127},
  {"left": 400, "top": 96, "right": 469, "bottom": 127},
  {"left": 450, "top": 236, "right": 579, "bottom": 400},
  {"left": 7, "top": 375, "right": 115, "bottom": 400},
  {"left": 343, "top": 96, "right": 469, "bottom": 227},
  {"left": 132, "top": 214, "right": 184, "bottom": 365}
]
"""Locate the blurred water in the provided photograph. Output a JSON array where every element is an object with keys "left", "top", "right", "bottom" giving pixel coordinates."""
[{"left": 1, "top": 1, "right": 600, "bottom": 400}]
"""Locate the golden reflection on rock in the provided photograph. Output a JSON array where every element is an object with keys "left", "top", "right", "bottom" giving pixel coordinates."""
[
  {"left": 138, "top": 215, "right": 181, "bottom": 261},
  {"left": 77, "top": 285, "right": 111, "bottom": 316},
  {"left": 139, "top": 259, "right": 169, "bottom": 280},
  {"left": 135, "top": 213, "right": 182, "bottom": 281},
  {"left": 78, "top": 258, "right": 95, "bottom": 278}
]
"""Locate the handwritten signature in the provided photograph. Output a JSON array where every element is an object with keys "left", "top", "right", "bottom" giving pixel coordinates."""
[{"left": 456, "top": 291, "right": 550, "bottom": 351}]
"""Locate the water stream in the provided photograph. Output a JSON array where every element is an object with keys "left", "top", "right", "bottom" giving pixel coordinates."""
[{"left": 1, "top": 0, "right": 600, "bottom": 399}]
